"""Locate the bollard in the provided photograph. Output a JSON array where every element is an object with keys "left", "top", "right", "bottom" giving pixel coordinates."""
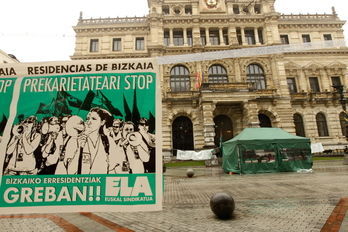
[
  {"left": 210, "top": 192, "right": 235, "bottom": 219},
  {"left": 186, "top": 168, "right": 194, "bottom": 177}
]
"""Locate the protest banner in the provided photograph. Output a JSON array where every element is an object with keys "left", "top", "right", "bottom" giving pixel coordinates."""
[{"left": 0, "top": 58, "right": 162, "bottom": 214}]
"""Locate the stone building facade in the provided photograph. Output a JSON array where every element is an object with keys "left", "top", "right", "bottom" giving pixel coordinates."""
[{"left": 71, "top": 0, "right": 348, "bottom": 157}]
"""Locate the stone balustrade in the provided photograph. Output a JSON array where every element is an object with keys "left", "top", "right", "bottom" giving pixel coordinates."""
[
  {"left": 201, "top": 82, "right": 252, "bottom": 90},
  {"left": 78, "top": 16, "right": 147, "bottom": 25},
  {"left": 279, "top": 14, "right": 336, "bottom": 21}
]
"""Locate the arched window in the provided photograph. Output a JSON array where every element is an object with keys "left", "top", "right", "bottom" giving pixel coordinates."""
[
  {"left": 208, "top": 65, "right": 228, "bottom": 83},
  {"left": 316, "top": 113, "right": 329, "bottom": 137},
  {"left": 170, "top": 65, "right": 190, "bottom": 92},
  {"left": 258, "top": 113, "right": 272, "bottom": 127},
  {"left": 339, "top": 112, "right": 346, "bottom": 136},
  {"left": 246, "top": 64, "right": 266, "bottom": 89},
  {"left": 172, "top": 116, "right": 194, "bottom": 154},
  {"left": 294, "top": 114, "right": 305, "bottom": 137}
]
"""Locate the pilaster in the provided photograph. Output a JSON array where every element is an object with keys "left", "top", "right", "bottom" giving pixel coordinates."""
[{"left": 201, "top": 102, "right": 216, "bottom": 148}]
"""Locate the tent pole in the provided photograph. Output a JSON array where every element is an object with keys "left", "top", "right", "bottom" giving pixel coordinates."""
[{"left": 237, "top": 145, "right": 242, "bottom": 175}]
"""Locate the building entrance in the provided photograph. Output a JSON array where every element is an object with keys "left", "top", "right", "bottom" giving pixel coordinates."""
[
  {"left": 214, "top": 115, "right": 233, "bottom": 147},
  {"left": 172, "top": 116, "right": 194, "bottom": 155}
]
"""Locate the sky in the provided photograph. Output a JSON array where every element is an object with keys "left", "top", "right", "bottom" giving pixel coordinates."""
[{"left": 1, "top": 0, "right": 347, "bottom": 63}]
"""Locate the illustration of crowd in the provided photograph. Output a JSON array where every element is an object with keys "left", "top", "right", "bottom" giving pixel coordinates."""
[{"left": 2, "top": 107, "right": 156, "bottom": 175}]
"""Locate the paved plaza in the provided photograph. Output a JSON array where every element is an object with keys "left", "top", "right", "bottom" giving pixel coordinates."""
[{"left": 0, "top": 160, "right": 347, "bottom": 232}]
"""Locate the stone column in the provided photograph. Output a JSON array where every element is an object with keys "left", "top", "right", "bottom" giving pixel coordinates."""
[
  {"left": 228, "top": 25, "right": 238, "bottom": 45},
  {"left": 219, "top": 27, "right": 225, "bottom": 45},
  {"left": 169, "top": 28, "right": 174, "bottom": 46},
  {"left": 205, "top": 28, "right": 211, "bottom": 45},
  {"left": 183, "top": 28, "right": 188, "bottom": 46},
  {"left": 234, "top": 58, "right": 242, "bottom": 82},
  {"left": 254, "top": 27, "right": 260, "bottom": 45},
  {"left": 243, "top": 100, "right": 259, "bottom": 128},
  {"left": 240, "top": 27, "right": 246, "bottom": 45}
]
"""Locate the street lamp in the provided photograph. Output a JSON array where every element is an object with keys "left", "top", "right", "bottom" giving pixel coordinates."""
[{"left": 333, "top": 84, "right": 348, "bottom": 140}]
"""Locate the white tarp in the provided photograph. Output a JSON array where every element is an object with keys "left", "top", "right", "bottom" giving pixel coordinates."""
[
  {"left": 177, "top": 149, "right": 213, "bottom": 160},
  {"left": 311, "top": 143, "right": 324, "bottom": 153}
]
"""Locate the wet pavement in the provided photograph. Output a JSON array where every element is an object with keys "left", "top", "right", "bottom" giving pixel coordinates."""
[{"left": 0, "top": 160, "right": 347, "bottom": 231}]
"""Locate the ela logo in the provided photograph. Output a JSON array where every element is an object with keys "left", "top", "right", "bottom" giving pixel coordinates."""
[{"left": 105, "top": 176, "right": 153, "bottom": 197}]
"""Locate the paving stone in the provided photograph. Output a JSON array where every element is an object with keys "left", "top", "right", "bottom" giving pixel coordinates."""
[{"left": 0, "top": 160, "right": 347, "bottom": 231}]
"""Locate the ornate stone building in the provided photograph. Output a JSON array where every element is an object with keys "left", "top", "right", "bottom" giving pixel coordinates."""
[{"left": 71, "top": 0, "right": 348, "bottom": 157}]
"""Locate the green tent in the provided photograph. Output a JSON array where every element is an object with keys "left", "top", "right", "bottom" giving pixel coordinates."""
[{"left": 222, "top": 128, "right": 312, "bottom": 174}]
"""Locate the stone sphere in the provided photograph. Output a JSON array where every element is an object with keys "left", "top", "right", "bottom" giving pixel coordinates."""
[
  {"left": 186, "top": 169, "right": 194, "bottom": 177},
  {"left": 210, "top": 192, "right": 235, "bottom": 219}
]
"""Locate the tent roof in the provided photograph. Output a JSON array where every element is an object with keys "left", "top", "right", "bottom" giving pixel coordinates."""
[{"left": 223, "top": 128, "right": 310, "bottom": 145}]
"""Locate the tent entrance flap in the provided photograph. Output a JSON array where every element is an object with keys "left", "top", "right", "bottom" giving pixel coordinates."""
[{"left": 237, "top": 145, "right": 241, "bottom": 174}]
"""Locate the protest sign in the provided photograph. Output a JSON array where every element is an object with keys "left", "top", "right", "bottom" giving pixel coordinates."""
[{"left": 0, "top": 58, "right": 162, "bottom": 214}]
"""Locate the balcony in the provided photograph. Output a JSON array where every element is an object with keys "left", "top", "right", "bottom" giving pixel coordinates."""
[
  {"left": 200, "top": 82, "right": 252, "bottom": 92},
  {"left": 290, "top": 90, "right": 344, "bottom": 106},
  {"left": 166, "top": 91, "right": 199, "bottom": 99},
  {"left": 291, "top": 91, "right": 332, "bottom": 101}
]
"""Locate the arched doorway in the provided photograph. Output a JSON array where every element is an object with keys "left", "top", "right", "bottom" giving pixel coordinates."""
[
  {"left": 258, "top": 113, "right": 272, "bottom": 127},
  {"left": 172, "top": 116, "right": 194, "bottom": 155},
  {"left": 214, "top": 115, "right": 233, "bottom": 147}
]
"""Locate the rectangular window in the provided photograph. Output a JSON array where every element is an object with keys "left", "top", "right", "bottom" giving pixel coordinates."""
[
  {"left": 332, "top": 76, "right": 342, "bottom": 88},
  {"left": 254, "top": 4, "right": 261, "bottom": 13},
  {"left": 185, "top": 6, "right": 192, "bottom": 14},
  {"left": 112, "top": 38, "right": 122, "bottom": 51},
  {"left": 200, "top": 30, "right": 206, "bottom": 45},
  {"left": 90, "top": 39, "right": 99, "bottom": 52},
  {"left": 135, "top": 37, "right": 144, "bottom": 50},
  {"left": 302, "top": 34, "right": 311, "bottom": 43},
  {"left": 287, "top": 78, "right": 297, "bottom": 93},
  {"left": 164, "top": 30, "right": 170, "bottom": 46},
  {"left": 170, "top": 77, "right": 190, "bottom": 92},
  {"left": 245, "top": 30, "right": 255, "bottom": 45},
  {"left": 162, "top": 6, "right": 169, "bottom": 15},
  {"left": 233, "top": 5, "right": 240, "bottom": 14},
  {"left": 279, "top": 148, "right": 311, "bottom": 161},
  {"left": 173, "top": 30, "right": 184, "bottom": 46},
  {"left": 280, "top": 35, "right": 289, "bottom": 44},
  {"left": 309, "top": 77, "right": 320, "bottom": 92},
  {"left": 243, "top": 150, "right": 276, "bottom": 163},
  {"left": 187, "top": 30, "right": 193, "bottom": 46},
  {"left": 236, "top": 30, "right": 242, "bottom": 45},
  {"left": 323, "top": 34, "right": 332, "bottom": 41},
  {"left": 223, "top": 30, "right": 228, "bottom": 45},
  {"left": 209, "top": 30, "right": 220, "bottom": 45}
]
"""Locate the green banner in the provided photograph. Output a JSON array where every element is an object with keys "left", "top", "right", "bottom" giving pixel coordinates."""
[{"left": 0, "top": 59, "right": 162, "bottom": 213}]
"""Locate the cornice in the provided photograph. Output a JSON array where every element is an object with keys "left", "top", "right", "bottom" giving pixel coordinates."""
[
  {"left": 71, "top": 53, "right": 149, "bottom": 60},
  {"left": 278, "top": 23, "right": 345, "bottom": 30},
  {"left": 283, "top": 50, "right": 348, "bottom": 56},
  {"left": 74, "top": 26, "right": 150, "bottom": 34}
]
